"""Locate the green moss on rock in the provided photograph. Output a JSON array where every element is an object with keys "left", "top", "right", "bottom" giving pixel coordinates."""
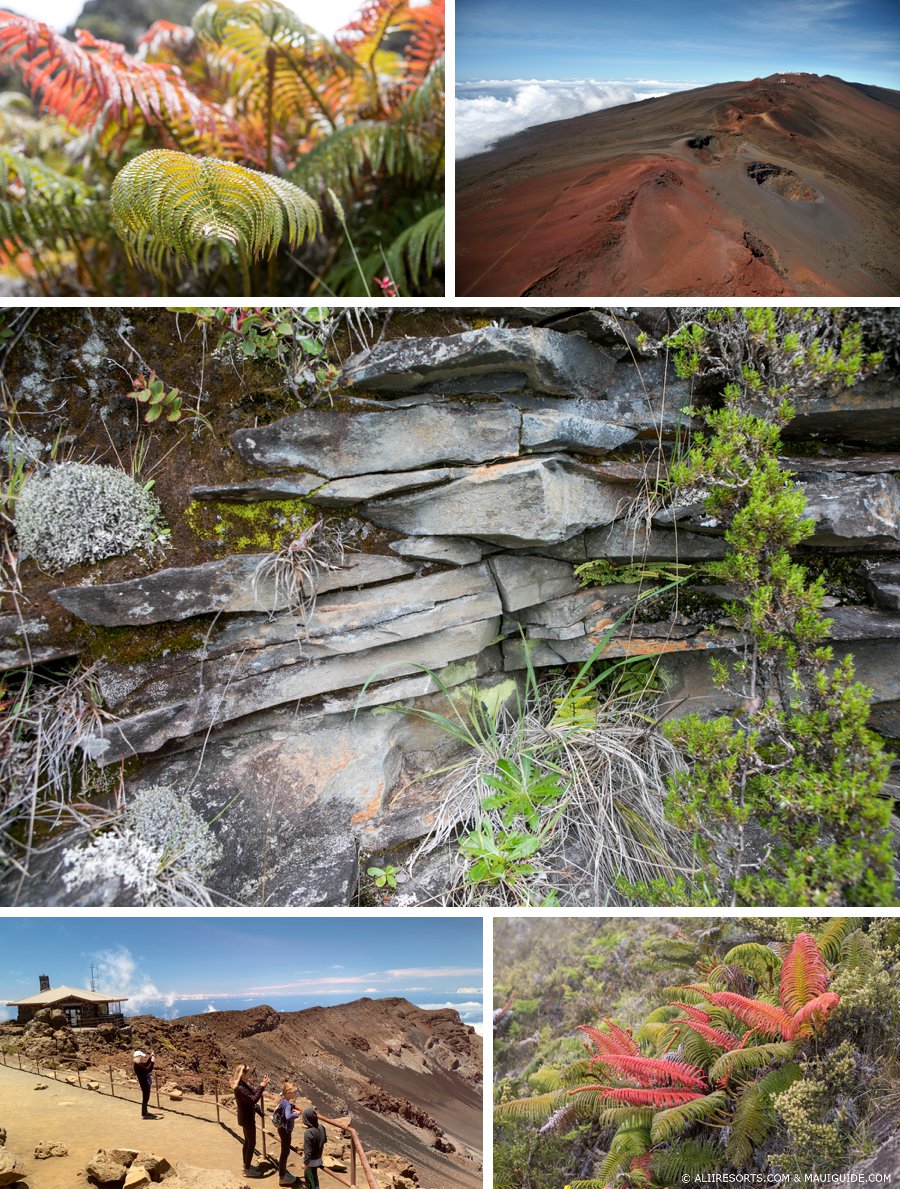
[{"left": 184, "top": 497, "right": 314, "bottom": 553}]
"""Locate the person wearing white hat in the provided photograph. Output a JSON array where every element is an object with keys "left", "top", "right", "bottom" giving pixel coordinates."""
[{"left": 133, "top": 1050, "right": 156, "bottom": 1119}]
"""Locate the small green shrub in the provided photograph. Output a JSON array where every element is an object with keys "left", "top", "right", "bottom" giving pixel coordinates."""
[
  {"left": 15, "top": 462, "right": 167, "bottom": 571},
  {"left": 650, "top": 310, "right": 893, "bottom": 907}
]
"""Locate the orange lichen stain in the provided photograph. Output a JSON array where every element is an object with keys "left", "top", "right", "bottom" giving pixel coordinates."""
[
  {"left": 584, "top": 630, "right": 704, "bottom": 656},
  {"left": 351, "top": 786, "right": 385, "bottom": 825}
]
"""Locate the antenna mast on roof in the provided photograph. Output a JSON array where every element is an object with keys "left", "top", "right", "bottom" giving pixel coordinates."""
[{"left": 90, "top": 964, "right": 97, "bottom": 993}]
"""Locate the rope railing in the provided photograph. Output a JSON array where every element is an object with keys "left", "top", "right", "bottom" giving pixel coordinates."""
[{"left": 0, "top": 1048, "right": 381, "bottom": 1188}]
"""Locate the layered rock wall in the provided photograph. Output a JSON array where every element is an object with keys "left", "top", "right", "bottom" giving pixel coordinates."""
[{"left": 11, "top": 314, "right": 900, "bottom": 905}]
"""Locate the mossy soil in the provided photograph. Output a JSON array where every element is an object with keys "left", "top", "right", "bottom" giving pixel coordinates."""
[{"left": 2, "top": 308, "right": 472, "bottom": 667}]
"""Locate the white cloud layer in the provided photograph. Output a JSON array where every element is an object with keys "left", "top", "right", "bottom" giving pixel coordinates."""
[
  {"left": 455, "top": 79, "right": 694, "bottom": 158},
  {"left": 91, "top": 946, "right": 169, "bottom": 1015}
]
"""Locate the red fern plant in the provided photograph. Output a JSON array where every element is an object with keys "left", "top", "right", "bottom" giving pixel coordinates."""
[
  {"left": 0, "top": 13, "right": 229, "bottom": 151},
  {"left": 576, "top": 1019, "right": 641, "bottom": 1059},
  {"left": 578, "top": 1085, "right": 707, "bottom": 1108},
  {"left": 682, "top": 933, "right": 840, "bottom": 1041}
]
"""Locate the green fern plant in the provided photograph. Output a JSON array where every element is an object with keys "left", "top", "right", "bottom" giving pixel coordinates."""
[
  {"left": 0, "top": 0, "right": 444, "bottom": 295},
  {"left": 110, "top": 149, "right": 321, "bottom": 294}
]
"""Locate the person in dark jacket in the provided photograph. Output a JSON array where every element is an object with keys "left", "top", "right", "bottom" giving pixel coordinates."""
[
  {"left": 275, "top": 1081, "right": 301, "bottom": 1186},
  {"left": 301, "top": 1106, "right": 326, "bottom": 1189},
  {"left": 132, "top": 1050, "right": 155, "bottom": 1119},
  {"left": 232, "top": 1063, "right": 270, "bottom": 1178}
]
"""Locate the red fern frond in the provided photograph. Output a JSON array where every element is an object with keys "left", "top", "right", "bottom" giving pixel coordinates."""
[
  {"left": 672, "top": 1017, "right": 742, "bottom": 1051},
  {"left": 0, "top": 12, "right": 228, "bottom": 149},
  {"left": 668, "top": 1002, "right": 712, "bottom": 1026},
  {"left": 576, "top": 1020, "right": 641, "bottom": 1058},
  {"left": 404, "top": 0, "right": 444, "bottom": 84},
  {"left": 780, "top": 933, "right": 829, "bottom": 1016},
  {"left": 683, "top": 986, "right": 795, "bottom": 1040},
  {"left": 789, "top": 993, "right": 840, "bottom": 1038},
  {"left": 571, "top": 1085, "right": 706, "bottom": 1108},
  {"left": 337, "top": 0, "right": 412, "bottom": 70},
  {"left": 631, "top": 1153, "right": 653, "bottom": 1173},
  {"left": 138, "top": 19, "right": 196, "bottom": 59},
  {"left": 594, "top": 1053, "right": 708, "bottom": 1091}
]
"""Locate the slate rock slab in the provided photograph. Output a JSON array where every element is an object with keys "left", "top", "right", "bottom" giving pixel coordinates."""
[
  {"left": 231, "top": 402, "right": 520, "bottom": 477},
  {"left": 867, "top": 561, "right": 900, "bottom": 612},
  {"left": 489, "top": 554, "right": 581, "bottom": 613},
  {"left": 656, "top": 474, "right": 900, "bottom": 550},
  {"left": 803, "top": 474, "right": 900, "bottom": 548},
  {"left": 520, "top": 401, "right": 638, "bottom": 454},
  {"left": 781, "top": 372, "right": 900, "bottom": 446},
  {"left": 0, "top": 613, "right": 81, "bottom": 672},
  {"left": 308, "top": 467, "right": 467, "bottom": 507},
  {"left": 86, "top": 616, "right": 502, "bottom": 764},
  {"left": 342, "top": 326, "right": 616, "bottom": 397},
  {"left": 584, "top": 522, "right": 727, "bottom": 563},
  {"left": 363, "top": 455, "right": 634, "bottom": 547},
  {"left": 189, "top": 474, "right": 324, "bottom": 501},
  {"left": 51, "top": 553, "right": 417, "bottom": 626},
  {"left": 389, "top": 536, "right": 491, "bottom": 565}
]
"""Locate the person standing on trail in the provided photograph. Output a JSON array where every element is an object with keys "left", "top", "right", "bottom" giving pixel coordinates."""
[
  {"left": 275, "top": 1081, "right": 301, "bottom": 1186},
  {"left": 132, "top": 1050, "right": 155, "bottom": 1120},
  {"left": 301, "top": 1106, "right": 327, "bottom": 1189},
  {"left": 232, "top": 1063, "right": 270, "bottom": 1179}
]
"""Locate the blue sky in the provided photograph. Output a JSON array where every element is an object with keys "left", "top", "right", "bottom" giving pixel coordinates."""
[
  {"left": 0, "top": 919, "right": 484, "bottom": 1027},
  {"left": 457, "top": 0, "right": 900, "bottom": 89}
]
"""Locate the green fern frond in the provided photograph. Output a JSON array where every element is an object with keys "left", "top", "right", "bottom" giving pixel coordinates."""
[
  {"left": 110, "top": 149, "right": 321, "bottom": 275},
  {"left": 814, "top": 918, "right": 854, "bottom": 964},
  {"left": 527, "top": 1064, "right": 565, "bottom": 1093},
  {"left": 667, "top": 1026, "right": 721, "bottom": 1069},
  {"left": 565, "top": 1088, "right": 633, "bottom": 1119},
  {"left": 593, "top": 1106, "right": 655, "bottom": 1130},
  {"left": 560, "top": 1059, "right": 593, "bottom": 1085},
  {"left": 723, "top": 943, "right": 782, "bottom": 988},
  {"left": 635, "top": 1004, "right": 680, "bottom": 1036},
  {"left": 661, "top": 984, "right": 712, "bottom": 1003},
  {"left": 652, "top": 1139, "right": 723, "bottom": 1179},
  {"left": 598, "top": 1122, "right": 651, "bottom": 1181},
  {"left": 635, "top": 1021, "right": 671, "bottom": 1049},
  {"left": 0, "top": 147, "right": 106, "bottom": 261},
  {"left": 193, "top": 0, "right": 355, "bottom": 131},
  {"left": 757, "top": 1061, "right": 802, "bottom": 1100},
  {"left": 840, "top": 928, "right": 874, "bottom": 970},
  {"left": 709, "top": 1041, "right": 798, "bottom": 1083},
  {"left": 494, "top": 1091, "right": 566, "bottom": 1125},
  {"left": 650, "top": 1090, "right": 728, "bottom": 1144},
  {"left": 292, "top": 118, "right": 435, "bottom": 205},
  {"left": 726, "top": 1083, "right": 776, "bottom": 1167},
  {"left": 383, "top": 200, "right": 442, "bottom": 292}
]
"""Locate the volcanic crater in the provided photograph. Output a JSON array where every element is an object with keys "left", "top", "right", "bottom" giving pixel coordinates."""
[{"left": 456, "top": 73, "right": 900, "bottom": 297}]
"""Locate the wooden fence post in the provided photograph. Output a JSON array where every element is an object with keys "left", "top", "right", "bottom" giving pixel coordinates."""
[
  {"left": 350, "top": 1143, "right": 357, "bottom": 1189},
  {"left": 259, "top": 1090, "right": 267, "bottom": 1162},
  {"left": 108, "top": 1064, "right": 115, "bottom": 1097},
  {"left": 156, "top": 1080, "right": 161, "bottom": 1110},
  {"left": 214, "top": 1082, "right": 221, "bottom": 1125},
  {"left": 77, "top": 1068, "right": 82, "bottom": 1088}
]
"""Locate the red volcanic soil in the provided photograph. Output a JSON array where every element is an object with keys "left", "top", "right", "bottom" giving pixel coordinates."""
[{"left": 456, "top": 73, "right": 900, "bottom": 297}]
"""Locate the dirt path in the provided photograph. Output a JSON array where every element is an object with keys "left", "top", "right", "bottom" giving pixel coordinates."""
[{"left": 0, "top": 1063, "right": 344, "bottom": 1188}]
